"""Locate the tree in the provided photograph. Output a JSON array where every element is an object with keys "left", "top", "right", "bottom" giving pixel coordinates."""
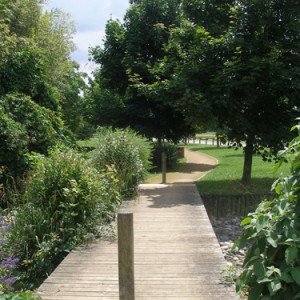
[
  {"left": 59, "top": 62, "right": 88, "bottom": 136},
  {"left": 148, "top": 0, "right": 300, "bottom": 185},
  {"left": 210, "top": 0, "right": 300, "bottom": 185},
  {"left": 90, "top": 0, "right": 195, "bottom": 141},
  {"left": 34, "top": 8, "right": 76, "bottom": 87},
  {"left": 0, "top": 0, "right": 82, "bottom": 182},
  {"left": 0, "top": 46, "right": 60, "bottom": 111}
]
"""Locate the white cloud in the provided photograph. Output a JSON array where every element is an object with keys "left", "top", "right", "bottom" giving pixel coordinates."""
[
  {"left": 73, "top": 29, "right": 105, "bottom": 60},
  {"left": 45, "top": 0, "right": 130, "bottom": 76},
  {"left": 72, "top": 29, "right": 105, "bottom": 76}
]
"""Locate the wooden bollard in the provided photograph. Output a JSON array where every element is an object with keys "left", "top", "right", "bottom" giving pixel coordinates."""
[
  {"left": 162, "top": 152, "right": 167, "bottom": 184},
  {"left": 118, "top": 212, "right": 135, "bottom": 300}
]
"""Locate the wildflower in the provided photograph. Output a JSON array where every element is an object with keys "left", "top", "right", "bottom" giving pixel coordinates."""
[
  {"left": 1, "top": 276, "right": 17, "bottom": 286},
  {"left": 0, "top": 239, "right": 7, "bottom": 245},
  {"left": 1, "top": 257, "right": 20, "bottom": 270}
]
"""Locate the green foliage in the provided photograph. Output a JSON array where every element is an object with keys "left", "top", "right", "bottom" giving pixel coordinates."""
[
  {"left": 234, "top": 125, "right": 300, "bottom": 298},
  {"left": 1, "top": 94, "right": 71, "bottom": 153},
  {"left": 0, "top": 47, "right": 59, "bottom": 111},
  {"left": 92, "top": 128, "right": 152, "bottom": 198},
  {"left": 9, "top": 150, "right": 120, "bottom": 289},
  {"left": 0, "top": 290, "right": 41, "bottom": 300},
  {"left": 0, "top": 107, "right": 28, "bottom": 179},
  {"left": 59, "top": 63, "right": 88, "bottom": 137},
  {"left": 0, "top": 94, "right": 73, "bottom": 181},
  {"left": 140, "top": 0, "right": 300, "bottom": 185},
  {"left": 90, "top": 0, "right": 196, "bottom": 141},
  {"left": 151, "top": 142, "right": 180, "bottom": 171}
]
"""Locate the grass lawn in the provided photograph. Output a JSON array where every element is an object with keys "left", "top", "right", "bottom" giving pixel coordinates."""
[{"left": 186, "top": 145, "right": 290, "bottom": 196}]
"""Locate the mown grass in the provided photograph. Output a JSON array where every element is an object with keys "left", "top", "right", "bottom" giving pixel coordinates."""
[{"left": 186, "top": 145, "right": 290, "bottom": 196}]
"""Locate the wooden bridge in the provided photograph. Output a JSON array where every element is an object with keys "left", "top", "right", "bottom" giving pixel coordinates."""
[{"left": 38, "top": 183, "right": 239, "bottom": 300}]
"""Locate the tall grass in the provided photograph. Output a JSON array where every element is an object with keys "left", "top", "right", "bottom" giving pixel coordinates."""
[
  {"left": 8, "top": 150, "right": 120, "bottom": 289},
  {"left": 92, "top": 128, "right": 152, "bottom": 198}
]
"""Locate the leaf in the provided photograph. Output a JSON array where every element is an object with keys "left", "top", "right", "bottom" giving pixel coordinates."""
[
  {"left": 256, "top": 215, "right": 269, "bottom": 232},
  {"left": 267, "top": 235, "right": 278, "bottom": 248},
  {"left": 275, "top": 183, "right": 282, "bottom": 195},
  {"left": 248, "top": 282, "right": 263, "bottom": 300},
  {"left": 280, "top": 271, "right": 293, "bottom": 283},
  {"left": 291, "top": 267, "right": 300, "bottom": 285},
  {"left": 241, "top": 217, "right": 252, "bottom": 226},
  {"left": 285, "top": 246, "right": 298, "bottom": 265},
  {"left": 257, "top": 276, "right": 272, "bottom": 283},
  {"left": 291, "top": 125, "right": 300, "bottom": 132},
  {"left": 253, "top": 260, "right": 266, "bottom": 278},
  {"left": 268, "top": 278, "right": 282, "bottom": 296}
]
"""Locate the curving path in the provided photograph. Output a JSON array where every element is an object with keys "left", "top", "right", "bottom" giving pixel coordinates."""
[{"left": 145, "top": 149, "right": 218, "bottom": 184}]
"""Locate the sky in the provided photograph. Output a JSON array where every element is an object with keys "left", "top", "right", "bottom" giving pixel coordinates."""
[{"left": 45, "top": 0, "right": 130, "bottom": 75}]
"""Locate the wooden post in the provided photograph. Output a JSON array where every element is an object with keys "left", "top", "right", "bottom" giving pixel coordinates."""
[
  {"left": 162, "top": 152, "right": 167, "bottom": 184},
  {"left": 118, "top": 212, "right": 135, "bottom": 300}
]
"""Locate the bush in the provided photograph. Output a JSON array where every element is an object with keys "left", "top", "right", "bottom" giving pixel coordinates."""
[
  {"left": 0, "top": 94, "right": 73, "bottom": 154},
  {"left": 151, "top": 141, "right": 179, "bottom": 171},
  {"left": 234, "top": 123, "right": 300, "bottom": 299},
  {"left": 0, "top": 94, "right": 74, "bottom": 181},
  {"left": 92, "top": 128, "right": 152, "bottom": 198},
  {"left": 0, "top": 107, "right": 28, "bottom": 180},
  {"left": 8, "top": 150, "right": 120, "bottom": 289}
]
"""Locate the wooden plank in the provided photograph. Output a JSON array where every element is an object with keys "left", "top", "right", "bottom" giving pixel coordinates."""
[{"left": 38, "top": 183, "right": 239, "bottom": 300}]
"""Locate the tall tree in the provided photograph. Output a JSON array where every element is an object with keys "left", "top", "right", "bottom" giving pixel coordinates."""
[
  {"left": 147, "top": 0, "right": 300, "bottom": 185},
  {"left": 210, "top": 0, "right": 300, "bottom": 185},
  {"left": 0, "top": 0, "right": 83, "bottom": 180},
  {"left": 90, "top": 0, "right": 195, "bottom": 141}
]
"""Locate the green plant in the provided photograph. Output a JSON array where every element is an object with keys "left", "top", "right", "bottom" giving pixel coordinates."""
[
  {"left": 221, "top": 265, "right": 239, "bottom": 285},
  {"left": 0, "top": 107, "right": 28, "bottom": 181},
  {"left": 9, "top": 150, "right": 120, "bottom": 289},
  {"left": 234, "top": 123, "right": 300, "bottom": 299},
  {"left": 0, "top": 290, "right": 41, "bottom": 299},
  {"left": 92, "top": 128, "right": 152, "bottom": 198},
  {"left": 0, "top": 94, "right": 74, "bottom": 184},
  {"left": 151, "top": 141, "right": 179, "bottom": 171}
]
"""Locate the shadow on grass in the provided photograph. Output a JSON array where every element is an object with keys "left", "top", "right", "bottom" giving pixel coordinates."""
[
  {"left": 177, "top": 162, "right": 217, "bottom": 173},
  {"left": 197, "top": 177, "right": 275, "bottom": 196}
]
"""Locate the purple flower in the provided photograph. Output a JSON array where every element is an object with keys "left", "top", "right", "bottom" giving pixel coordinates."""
[
  {"left": 0, "top": 239, "right": 8, "bottom": 245},
  {"left": 0, "top": 223, "right": 11, "bottom": 234},
  {"left": 0, "top": 276, "right": 17, "bottom": 286},
  {"left": 1, "top": 257, "right": 20, "bottom": 270}
]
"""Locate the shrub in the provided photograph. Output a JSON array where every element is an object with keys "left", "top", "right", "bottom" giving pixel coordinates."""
[
  {"left": 151, "top": 141, "right": 179, "bottom": 171},
  {"left": 234, "top": 123, "right": 300, "bottom": 299},
  {"left": 92, "top": 128, "right": 152, "bottom": 198},
  {"left": 8, "top": 150, "right": 120, "bottom": 289},
  {"left": 0, "top": 94, "right": 74, "bottom": 182},
  {"left": 0, "top": 107, "right": 28, "bottom": 180},
  {"left": 0, "top": 94, "right": 73, "bottom": 154}
]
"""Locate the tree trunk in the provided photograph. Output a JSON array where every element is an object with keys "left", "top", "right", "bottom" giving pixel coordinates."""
[{"left": 242, "top": 134, "right": 254, "bottom": 187}]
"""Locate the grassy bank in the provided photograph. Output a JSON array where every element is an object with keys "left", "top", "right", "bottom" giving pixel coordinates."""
[{"left": 186, "top": 145, "right": 290, "bottom": 196}]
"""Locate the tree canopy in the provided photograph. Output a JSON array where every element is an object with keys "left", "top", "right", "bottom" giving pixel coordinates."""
[
  {"left": 89, "top": 0, "right": 195, "bottom": 142},
  {"left": 132, "top": 0, "right": 300, "bottom": 185},
  {"left": 0, "top": 0, "right": 86, "bottom": 179}
]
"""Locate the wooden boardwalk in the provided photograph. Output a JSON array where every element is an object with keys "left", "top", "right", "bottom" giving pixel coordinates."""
[{"left": 38, "top": 183, "right": 239, "bottom": 300}]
